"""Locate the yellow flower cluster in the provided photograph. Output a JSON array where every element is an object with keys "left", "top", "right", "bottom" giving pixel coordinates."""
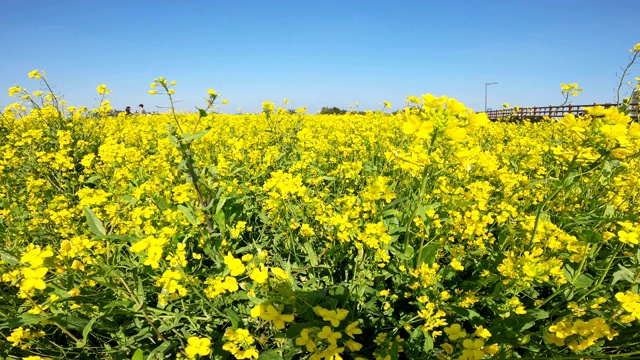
[
  {"left": 223, "top": 328, "right": 259, "bottom": 359},
  {"left": 251, "top": 304, "right": 295, "bottom": 329},
  {"left": 546, "top": 317, "right": 617, "bottom": 351},
  {"left": 294, "top": 307, "right": 363, "bottom": 360},
  {"left": 6, "top": 327, "right": 45, "bottom": 349},
  {"left": 615, "top": 291, "right": 640, "bottom": 322},
  {"left": 560, "top": 83, "right": 582, "bottom": 97},
  {"left": 440, "top": 324, "right": 498, "bottom": 360},
  {"left": 155, "top": 269, "right": 187, "bottom": 306},
  {"left": 130, "top": 235, "right": 168, "bottom": 269}
]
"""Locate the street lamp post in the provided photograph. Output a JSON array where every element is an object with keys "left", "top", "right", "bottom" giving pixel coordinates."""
[{"left": 485, "top": 82, "right": 498, "bottom": 112}]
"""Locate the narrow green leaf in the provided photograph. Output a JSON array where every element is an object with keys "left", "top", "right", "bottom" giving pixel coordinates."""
[
  {"left": 83, "top": 206, "right": 107, "bottom": 236},
  {"left": 216, "top": 196, "right": 227, "bottom": 214},
  {"left": 225, "top": 308, "right": 241, "bottom": 329},
  {"left": 137, "top": 277, "right": 145, "bottom": 309},
  {"left": 303, "top": 243, "right": 317, "bottom": 266},
  {"left": 77, "top": 316, "right": 97, "bottom": 348}
]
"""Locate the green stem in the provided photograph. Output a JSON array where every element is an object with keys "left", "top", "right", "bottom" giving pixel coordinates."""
[
  {"left": 530, "top": 156, "right": 577, "bottom": 244},
  {"left": 616, "top": 51, "right": 639, "bottom": 105},
  {"left": 575, "top": 241, "right": 624, "bottom": 303},
  {"left": 403, "top": 130, "right": 438, "bottom": 253},
  {"left": 403, "top": 164, "right": 430, "bottom": 252},
  {"left": 571, "top": 243, "right": 591, "bottom": 284},
  {"left": 167, "top": 91, "right": 213, "bottom": 234},
  {"left": 119, "top": 278, "right": 187, "bottom": 357}
]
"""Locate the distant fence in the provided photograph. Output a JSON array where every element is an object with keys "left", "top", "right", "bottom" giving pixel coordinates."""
[{"left": 485, "top": 103, "right": 638, "bottom": 120}]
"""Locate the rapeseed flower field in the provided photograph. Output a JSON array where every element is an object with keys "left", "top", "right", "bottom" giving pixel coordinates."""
[{"left": 1, "top": 57, "right": 640, "bottom": 359}]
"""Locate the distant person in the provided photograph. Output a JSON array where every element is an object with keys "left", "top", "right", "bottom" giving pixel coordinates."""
[
  {"left": 138, "top": 104, "right": 146, "bottom": 115},
  {"left": 125, "top": 106, "right": 132, "bottom": 115}
]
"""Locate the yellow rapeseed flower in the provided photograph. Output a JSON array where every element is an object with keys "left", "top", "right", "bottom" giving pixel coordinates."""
[
  {"left": 314, "top": 306, "right": 349, "bottom": 327},
  {"left": 185, "top": 336, "right": 211, "bottom": 358}
]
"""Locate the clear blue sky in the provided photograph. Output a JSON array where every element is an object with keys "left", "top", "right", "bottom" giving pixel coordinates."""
[{"left": 1, "top": 0, "right": 639, "bottom": 113}]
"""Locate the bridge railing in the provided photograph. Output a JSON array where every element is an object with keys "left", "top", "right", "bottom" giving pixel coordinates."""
[{"left": 485, "top": 103, "right": 638, "bottom": 120}]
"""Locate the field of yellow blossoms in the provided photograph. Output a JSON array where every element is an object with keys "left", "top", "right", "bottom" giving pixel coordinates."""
[{"left": 1, "top": 66, "right": 640, "bottom": 360}]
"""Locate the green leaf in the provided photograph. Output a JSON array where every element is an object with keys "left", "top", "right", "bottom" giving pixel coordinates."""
[
  {"left": 574, "top": 273, "right": 594, "bottom": 289},
  {"left": 178, "top": 205, "right": 199, "bottom": 226},
  {"left": 104, "top": 300, "right": 132, "bottom": 309},
  {"left": 382, "top": 209, "right": 400, "bottom": 218},
  {"left": 404, "top": 245, "right": 414, "bottom": 258},
  {"left": 0, "top": 313, "right": 48, "bottom": 329},
  {"left": 580, "top": 229, "right": 602, "bottom": 244},
  {"left": 225, "top": 308, "right": 241, "bottom": 329},
  {"left": 604, "top": 205, "right": 615, "bottom": 218},
  {"left": 450, "top": 306, "right": 482, "bottom": 323},
  {"left": 181, "top": 128, "right": 211, "bottom": 143},
  {"left": 423, "top": 331, "right": 434, "bottom": 352},
  {"left": 527, "top": 177, "right": 553, "bottom": 187},
  {"left": 390, "top": 341, "right": 399, "bottom": 360},
  {"left": 55, "top": 315, "right": 90, "bottom": 331},
  {"left": 136, "top": 277, "right": 145, "bottom": 309},
  {"left": 212, "top": 211, "right": 226, "bottom": 231},
  {"left": 562, "top": 172, "right": 578, "bottom": 187},
  {"left": 303, "top": 242, "right": 317, "bottom": 266},
  {"left": 526, "top": 309, "right": 549, "bottom": 320},
  {"left": 168, "top": 133, "right": 179, "bottom": 148},
  {"left": 0, "top": 249, "right": 19, "bottom": 265},
  {"left": 83, "top": 206, "right": 106, "bottom": 236},
  {"left": 198, "top": 108, "right": 208, "bottom": 119},
  {"left": 85, "top": 174, "right": 102, "bottom": 184},
  {"left": 216, "top": 196, "right": 228, "bottom": 214},
  {"left": 612, "top": 265, "right": 635, "bottom": 285},
  {"left": 416, "top": 243, "right": 440, "bottom": 266},
  {"left": 77, "top": 316, "right": 97, "bottom": 348},
  {"left": 148, "top": 342, "right": 171, "bottom": 358},
  {"left": 131, "top": 348, "right": 144, "bottom": 360},
  {"left": 259, "top": 349, "right": 284, "bottom": 360},
  {"left": 329, "top": 285, "right": 348, "bottom": 299},
  {"left": 563, "top": 265, "right": 575, "bottom": 283}
]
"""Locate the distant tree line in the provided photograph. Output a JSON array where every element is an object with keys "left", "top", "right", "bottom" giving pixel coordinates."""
[{"left": 319, "top": 106, "right": 348, "bottom": 115}]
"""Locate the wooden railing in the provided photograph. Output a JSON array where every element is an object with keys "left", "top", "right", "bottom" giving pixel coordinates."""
[{"left": 484, "top": 103, "right": 638, "bottom": 120}]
